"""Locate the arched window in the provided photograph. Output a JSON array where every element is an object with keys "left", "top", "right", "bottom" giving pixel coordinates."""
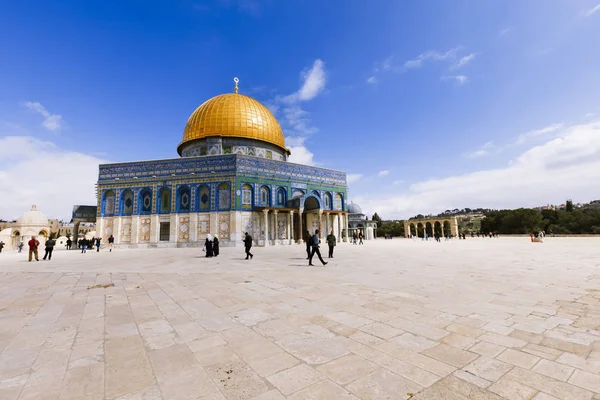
[
  {"left": 177, "top": 186, "right": 191, "bottom": 213},
  {"left": 292, "top": 189, "right": 304, "bottom": 199},
  {"left": 158, "top": 187, "right": 171, "bottom": 214},
  {"left": 276, "top": 187, "right": 286, "bottom": 206},
  {"left": 241, "top": 184, "right": 253, "bottom": 209},
  {"left": 139, "top": 188, "right": 152, "bottom": 214},
  {"left": 121, "top": 190, "right": 134, "bottom": 216},
  {"left": 324, "top": 193, "right": 332, "bottom": 210},
  {"left": 103, "top": 190, "right": 116, "bottom": 216},
  {"left": 198, "top": 186, "right": 210, "bottom": 210},
  {"left": 334, "top": 193, "right": 343, "bottom": 210},
  {"left": 260, "top": 186, "right": 270, "bottom": 206},
  {"left": 218, "top": 183, "right": 231, "bottom": 210}
]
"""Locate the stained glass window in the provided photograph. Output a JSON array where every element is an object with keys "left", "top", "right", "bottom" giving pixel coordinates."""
[
  {"left": 242, "top": 184, "right": 252, "bottom": 209},
  {"left": 334, "top": 193, "right": 343, "bottom": 210},
  {"left": 160, "top": 188, "right": 171, "bottom": 213},
  {"left": 122, "top": 190, "right": 133, "bottom": 215},
  {"left": 140, "top": 189, "right": 152, "bottom": 214},
  {"left": 218, "top": 183, "right": 230, "bottom": 209},
  {"left": 178, "top": 186, "right": 190, "bottom": 212},
  {"left": 260, "top": 187, "right": 269, "bottom": 206},
  {"left": 104, "top": 191, "right": 115, "bottom": 216},
  {"left": 199, "top": 186, "right": 210, "bottom": 210}
]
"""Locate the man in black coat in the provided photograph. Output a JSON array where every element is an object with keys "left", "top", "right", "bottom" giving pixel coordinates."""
[
  {"left": 308, "top": 229, "right": 328, "bottom": 266},
  {"left": 244, "top": 232, "right": 253, "bottom": 260}
]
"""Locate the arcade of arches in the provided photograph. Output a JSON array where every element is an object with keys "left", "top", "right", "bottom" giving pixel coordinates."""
[{"left": 404, "top": 217, "right": 459, "bottom": 238}]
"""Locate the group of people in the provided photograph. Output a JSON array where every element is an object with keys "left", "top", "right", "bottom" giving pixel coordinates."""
[
  {"left": 203, "top": 234, "right": 220, "bottom": 257},
  {"left": 352, "top": 231, "right": 364, "bottom": 245},
  {"left": 77, "top": 235, "right": 115, "bottom": 253}
]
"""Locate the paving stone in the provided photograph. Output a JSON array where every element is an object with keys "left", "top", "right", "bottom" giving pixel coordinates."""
[
  {"left": 489, "top": 377, "right": 538, "bottom": 399},
  {"left": 390, "top": 332, "right": 438, "bottom": 351},
  {"left": 358, "top": 322, "right": 403, "bottom": 339},
  {"left": 346, "top": 368, "right": 423, "bottom": 399},
  {"left": 453, "top": 369, "right": 492, "bottom": 388},
  {"left": 569, "top": 369, "right": 600, "bottom": 394},
  {"left": 441, "top": 333, "right": 478, "bottom": 350},
  {"left": 266, "top": 364, "right": 325, "bottom": 395},
  {"left": 286, "top": 380, "right": 359, "bottom": 400},
  {"left": 423, "top": 344, "right": 479, "bottom": 368},
  {"left": 556, "top": 352, "right": 600, "bottom": 374},
  {"left": 446, "top": 323, "right": 486, "bottom": 338},
  {"left": 207, "top": 358, "right": 270, "bottom": 399},
  {"left": 469, "top": 341, "right": 506, "bottom": 358},
  {"left": 498, "top": 348, "right": 541, "bottom": 369},
  {"left": 464, "top": 356, "right": 514, "bottom": 381},
  {"left": 316, "top": 354, "right": 379, "bottom": 385},
  {"left": 504, "top": 366, "right": 594, "bottom": 399},
  {"left": 533, "top": 359, "right": 575, "bottom": 381},
  {"left": 247, "top": 352, "right": 299, "bottom": 377}
]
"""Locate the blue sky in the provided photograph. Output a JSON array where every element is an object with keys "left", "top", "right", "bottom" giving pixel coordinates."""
[{"left": 1, "top": 0, "right": 600, "bottom": 220}]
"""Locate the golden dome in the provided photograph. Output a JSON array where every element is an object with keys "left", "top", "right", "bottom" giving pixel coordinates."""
[{"left": 178, "top": 93, "right": 287, "bottom": 155}]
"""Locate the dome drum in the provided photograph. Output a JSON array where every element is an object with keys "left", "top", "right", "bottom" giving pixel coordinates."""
[{"left": 179, "top": 136, "right": 288, "bottom": 161}]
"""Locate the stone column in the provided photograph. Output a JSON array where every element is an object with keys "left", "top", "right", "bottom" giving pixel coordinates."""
[
  {"left": 74, "top": 221, "right": 81, "bottom": 247},
  {"left": 298, "top": 208, "right": 303, "bottom": 244},
  {"left": 289, "top": 211, "right": 294, "bottom": 245},
  {"left": 150, "top": 215, "right": 159, "bottom": 243},
  {"left": 318, "top": 210, "right": 323, "bottom": 239},
  {"left": 114, "top": 217, "right": 122, "bottom": 244},
  {"left": 170, "top": 213, "right": 178, "bottom": 244},
  {"left": 262, "top": 209, "right": 269, "bottom": 246},
  {"left": 273, "top": 210, "right": 279, "bottom": 245},
  {"left": 189, "top": 213, "right": 198, "bottom": 244},
  {"left": 131, "top": 216, "right": 140, "bottom": 244},
  {"left": 345, "top": 213, "right": 349, "bottom": 242}
]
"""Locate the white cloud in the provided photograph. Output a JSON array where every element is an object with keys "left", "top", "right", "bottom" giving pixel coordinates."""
[
  {"left": 515, "top": 123, "right": 564, "bottom": 145},
  {"left": 366, "top": 76, "right": 377, "bottom": 84},
  {"left": 466, "top": 141, "right": 494, "bottom": 158},
  {"left": 499, "top": 26, "right": 514, "bottom": 36},
  {"left": 282, "top": 59, "right": 326, "bottom": 103},
  {"left": 404, "top": 47, "right": 462, "bottom": 69},
  {"left": 286, "top": 136, "right": 317, "bottom": 166},
  {"left": 393, "top": 180, "right": 404, "bottom": 185},
  {"left": 585, "top": 3, "right": 600, "bottom": 17},
  {"left": 353, "top": 120, "right": 600, "bottom": 219},
  {"left": 452, "top": 53, "right": 475, "bottom": 69},
  {"left": 442, "top": 75, "right": 468, "bottom": 85},
  {"left": 585, "top": 112, "right": 596, "bottom": 118},
  {"left": 22, "top": 101, "right": 64, "bottom": 132},
  {"left": 0, "top": 136, "right": 104, "bottom": 220},
  {"left": 347, "top": 174, "right": 363, "bottom": 184},
  {"left": 378, "top": 170, "right": 389, "bottom": 177}
]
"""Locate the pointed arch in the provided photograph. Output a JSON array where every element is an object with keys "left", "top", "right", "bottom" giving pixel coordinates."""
[
  {"left": 102, "top": 190, "right": 116, "bottom": 216},
  {"left": 157, "top": 186, "right": 172, "bottom": 214},
  {"left": 217, "top": 183, "right": 231, "bottom": 210},
  {"left": 276, "top": 187, "right": 287, "bottom": 206},
  {"left": 120, "top": 189, "right": 134, "bottom": 216},
  {"left": 241, "top": 184, "right": 253, "bottom": 209},
  {"left": 259, "top": 185, "right": 271, "bottom": 206},
  {"left": 139, "top": 188, "right": 153, "bottom": 215},
  {"left": 176, "top": 185, "right": 191, "bottom": 213}
]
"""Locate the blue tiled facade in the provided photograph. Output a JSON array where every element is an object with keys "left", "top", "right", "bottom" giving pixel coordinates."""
[{"left": 97, "top": 154, "right": 348, "bottom": 217}]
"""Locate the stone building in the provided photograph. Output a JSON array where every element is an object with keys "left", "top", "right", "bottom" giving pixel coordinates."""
[
  {"left": 96, "top": 80, "right": 349, "bottom": 247},
  {"left": 0, "top": 205, "right": 50, "bottom": 251},
  {"left": 347, "top": 202, "right": 377, "bottom": 240}
]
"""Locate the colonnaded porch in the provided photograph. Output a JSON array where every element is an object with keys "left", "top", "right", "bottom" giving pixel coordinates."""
[
  {"left": 253, "top": 207, "right": 349, "bottom": 246},
  {"left": 404, "top": 216, "right": 460, "bottom": 238}
]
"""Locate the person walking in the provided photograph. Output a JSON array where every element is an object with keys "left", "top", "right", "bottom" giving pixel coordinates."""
[
  {"left": 358, "top": 232, "right": 364, "bottom": 245},
  {"left": 326, "top": 230, "right": 336, "bottom": 258},
  {"left": 18, "top": 242, "right": 24, "bottom": 253},
  {"left": 205, "top": 234, "right": 213, "bottom": 257},
  {"left": 95, "top": 237, "right": 102, "bottom": 252},
  {"left": 0, "top": 241, "right": 4, "bottom": 253},
  {"left": 43, "top": 236, "right": 56, "bottom": 260},
  {"left": 81, "top": 238, "right": 88, "bottom": 253},
  {"left": 304, "top": 230, "right": 311, "bottom": 259},
  {"left": 213, "top": 236, "right": 219, "bottom": 257},
  {"left": 28, "top": 236, "right": 40, "bottom": 262},
  {"left": 108, "top": 235, "right": 114, "bottom": 252},
  {"left": 244, "top": 232, "right": 253, "bottom": 260},
  {"left": 66, "top": 238, "right": 72, "bottom": 250},
  {"left": 308, "top": 229, "right": 327, "bottom": 266}
]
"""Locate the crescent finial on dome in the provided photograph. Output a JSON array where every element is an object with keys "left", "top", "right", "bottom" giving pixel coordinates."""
[{"left": 234, "top": 77, "right": 239, "bottom": 94}]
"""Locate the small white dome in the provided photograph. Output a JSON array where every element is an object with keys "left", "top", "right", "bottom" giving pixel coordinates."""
[{"left": 16, "top": 205, "right": 49, "bottom": 226}]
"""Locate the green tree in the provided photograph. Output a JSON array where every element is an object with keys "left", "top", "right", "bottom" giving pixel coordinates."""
[
  {"left": 566, "top": 199, "right": 574, "bottom": 212},
  {"left": 372, "top": 213, "right": 382, "bottom": 228}
]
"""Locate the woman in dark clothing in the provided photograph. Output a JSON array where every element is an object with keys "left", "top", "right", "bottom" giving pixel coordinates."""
[
  {"left": 205, "top": 234, "right": 214, "bottom": 257},
  {"left": 213, "top": 236, "right": 219, "bottom": 257}
]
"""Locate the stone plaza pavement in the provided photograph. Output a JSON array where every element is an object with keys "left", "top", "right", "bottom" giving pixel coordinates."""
[{"left": 1, "top": 238, "right": 600, "bottom": 400}]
